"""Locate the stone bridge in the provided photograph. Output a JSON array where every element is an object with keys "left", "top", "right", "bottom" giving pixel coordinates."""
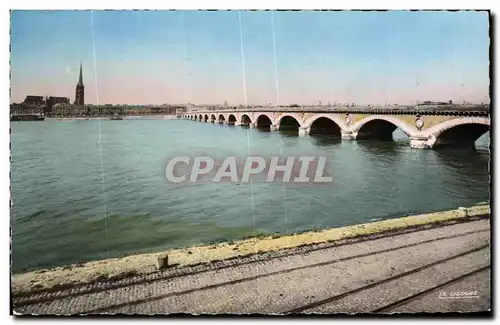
[{"left": 181, "top": 106, "right": 490, "bottom": 149}]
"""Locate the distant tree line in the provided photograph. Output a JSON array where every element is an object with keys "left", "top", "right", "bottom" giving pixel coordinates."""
[{"left": 11, "top": 103, "right": 187, "bottom": 117}]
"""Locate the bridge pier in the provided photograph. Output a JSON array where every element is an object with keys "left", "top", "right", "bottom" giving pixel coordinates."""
[
  {"left": 341, "top": 130, "right": 356, "bottom": 140},
  {"left": 410, "top": 135, "right": 432, "bottom": 149},
  {"left": 298, "top": 127, "right": 310, "bottom": 136},
  {"left": 249, "top": 123, "right": 256, "bottom": 128},
  {"left": 270, "top": 124, "right": 278, "bottom": 131}
]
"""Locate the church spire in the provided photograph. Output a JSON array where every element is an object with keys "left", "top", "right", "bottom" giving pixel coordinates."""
[
  {"left": 78, "top": 61, "right": 83, "bottom": 86},
  {"left": 74, "top": 61, "right": 85, "bottom": 105}
]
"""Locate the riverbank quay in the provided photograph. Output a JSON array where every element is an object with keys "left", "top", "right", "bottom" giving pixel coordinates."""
[
  {"left": 12, "top": 204, "right": 490, "bottom": 315},
  {"left": 44, "top": 115, "right": 178, "bottom": 121}
]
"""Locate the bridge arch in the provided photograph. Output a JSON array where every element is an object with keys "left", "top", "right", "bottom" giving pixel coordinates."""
[
  {"left": 277, "top": 115, "right": 302, "bottom": 132},
  {"left": 218, "top": 114, "right": 225, "bottom": 123},
  {"left": 204, "top": 114, "right": 209, "bottom": 122},
  {"left": 305, "top": 114, "right": 347, "bottom": 136},
  {"left": 210, "top": 114, "right": 216, "bottom": 123},
  {"left": 424, "top": 117, "right": 490, "bottom": 149},
  {"left": 241, "top": 114, "right": 252, "bottom": 126},
  {"left": 255, "top": 114, "right": 274, "bottom": 130},
  {"left": 228, "top": 114, "right": 237, "bottom": 125},
  {"left": 351, "top": 115, "right": 417, "bottom": 141}
]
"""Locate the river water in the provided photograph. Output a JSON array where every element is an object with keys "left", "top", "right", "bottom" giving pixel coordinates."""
[{"left": 10, "top": 119, "right": 490, "bottom": 273}]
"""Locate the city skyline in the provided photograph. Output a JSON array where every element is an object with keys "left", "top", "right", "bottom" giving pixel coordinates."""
[{"left": 10, "top": 10, "right": 490, "bottom": 105}]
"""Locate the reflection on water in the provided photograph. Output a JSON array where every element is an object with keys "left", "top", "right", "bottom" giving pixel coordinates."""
[
  {"left": 278, "top": 130, "right": 299, "bottom": 137},
  {"left": 356, "top": 139, "right": 402, "bottom": 155},
  {"left": 433, "top": 148, "right": 490, "bottom": 173},
  {"left": 309, "top": 135, "right": 342, "bottom": 147},
  {"left": 255, "top": 126, "right": 271, "bottom": 133},
  {"left": 10, "top": 120, "right": 490, "bottom": 272}
]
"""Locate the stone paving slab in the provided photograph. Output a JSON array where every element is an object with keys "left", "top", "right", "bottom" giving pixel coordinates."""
[
  {"left": 387, "top": 269, "right": 491, "bottom": 314},
  {"left": 100, "top": 231, "right": 489, "bottom": 315},
  {"left": 14, "top": 218, "right": 491, "bottom": 315},
  {"left": 302, "top": 249, "right": 490, "bottom": 314}
]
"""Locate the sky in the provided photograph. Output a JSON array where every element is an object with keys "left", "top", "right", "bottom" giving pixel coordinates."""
[{"left": 10, "top": 10, "right": 490, "bottom": 105}]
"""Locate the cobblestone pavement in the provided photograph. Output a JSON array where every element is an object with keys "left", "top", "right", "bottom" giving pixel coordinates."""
[{"left": 14, "top": 218, "right": 491, "bottom": 315}]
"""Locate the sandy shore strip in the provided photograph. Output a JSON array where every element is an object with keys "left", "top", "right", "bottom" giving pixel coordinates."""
[{"left": 11, "top": 204, "right": 490, "bottom": 295}]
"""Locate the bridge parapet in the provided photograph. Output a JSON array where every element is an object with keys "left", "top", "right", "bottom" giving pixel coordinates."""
[
  {"left": 190, "top": 104, "right": 489, "bottom": 116},
  {"left": 182, "top": 107, "right": 490, "bottom": 150}
]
